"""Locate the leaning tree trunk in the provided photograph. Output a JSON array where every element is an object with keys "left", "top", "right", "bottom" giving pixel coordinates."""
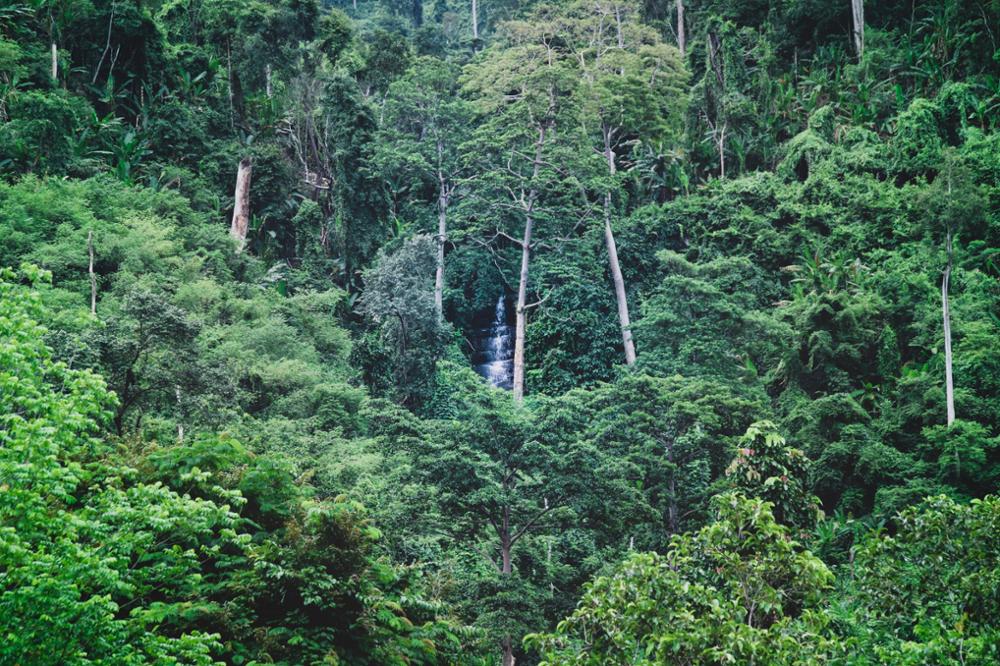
[
  {"left": 676, "top": 0, "right": 686, "bottom": 57},
  {"left": 603, "top": 127, "right": 637, "bottom": 365},
  {"left": 229, "top": 157, "right": 253, "bottom": 252},
  {"left": 850, "top": 0, "right": 864, "bottom": 59},
  {"left": 942, "top": 227, "right": 955, "bottom": 425}
]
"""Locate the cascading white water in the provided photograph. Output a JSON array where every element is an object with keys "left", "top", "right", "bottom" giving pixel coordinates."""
[{"left": 473, "top": 295, "right": 513, "bottom": 389}]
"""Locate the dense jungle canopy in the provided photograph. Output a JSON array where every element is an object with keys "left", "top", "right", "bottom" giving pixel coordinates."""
[{"left": 2, "top": 0, "right": 1000, "bottom": 664}]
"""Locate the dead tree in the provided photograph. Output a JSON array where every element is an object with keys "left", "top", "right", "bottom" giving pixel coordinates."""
[{"left": 229, "top": 157, "right": 253, "bottom": 252}]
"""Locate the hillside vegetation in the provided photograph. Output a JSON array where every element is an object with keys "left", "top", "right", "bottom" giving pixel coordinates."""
[{"left": 2, "top": 1, "right": 999, "bottom": 664}]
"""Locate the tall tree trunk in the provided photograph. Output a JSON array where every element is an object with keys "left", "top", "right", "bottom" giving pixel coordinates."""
[
  {"left": 603, "top": 127, "right": 636, "bottom": 365},
  {"left": 500, "top": 506, "right": 512, "bottom": 575},
  {"left": 265, "top": 63, "right": 272, "bottom": 99},
  {"left": 676, "top": 0, "right": 686, "bottom": 57},
  {"left": 88, "top": 230, "right": 96, "bottom": 315},
  {"left": 851, "top": 0, "right": 864, "bottom": 59},
  {"left": 229, "top": 157, "right": 253, "bottom": 252},
  {"left": 435, "top": 178, "right": 447, "bottom": 324},
  {"left": 175, "top": 386, "right": 184, "bottom": 443},
  {"left": 471, "top": 0, "right": 479, "bottom": 42},
  {"left": 51, "top": 41, "right": 58, "bottom": 81},
  {"left": 226, "top": 40, "right": 234, "bottom": 130},
  {"left": 665, "top": 438, "right": 678, "bottom": 533},
  {"left": 708, "top": 32, "right": 724, "bottom": 86},
  {"left": 707, "top": 32, "right": 727, "bottom": 178},
  {"left": 513, "top": 213, "right": 533, "bottom": 403},
  {"left": 942, "top": 227, "right": 955, "bottom": 425},
  {"left": 512, "top": 126, "right": 547, "bottom": 402},
  {"left": 501, "top": 637, "right": 515, "bottom": 666}
]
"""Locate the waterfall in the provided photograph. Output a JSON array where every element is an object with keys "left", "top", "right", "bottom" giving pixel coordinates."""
[{"left": 472, "top": 294, "right": 513, "bottom": 389}]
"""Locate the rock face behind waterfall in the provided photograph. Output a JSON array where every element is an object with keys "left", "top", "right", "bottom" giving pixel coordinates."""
[{"left": 472, "top": 295, "right": 514, "bottom": 390}]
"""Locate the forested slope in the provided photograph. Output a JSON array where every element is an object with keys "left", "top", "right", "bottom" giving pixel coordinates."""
[{"left": 2, "top": 1, "right": 999, "bottom": 664}]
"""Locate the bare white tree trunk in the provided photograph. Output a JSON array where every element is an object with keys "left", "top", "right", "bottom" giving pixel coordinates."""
[
  {"left": 175, "top": 386, "right": 184, "bottom": 443},
  {"left": 513, "top": 212, "right": 533, "bottom": 403},
  {"left": 676, "top": 0, "right": 686, "bottom": 57},
  {"left": 604, "top": 216, "right": 635, "bottom": 363},
  {"left": 851, "top": 0, "right": 864, "bottom": 59},
  {"left": 229, "top": 157, "right": 253, "bottom": 252},
  {"left": 602, "top": 127, "right": 636, "bottom": 365},
  {"left": 51, "top": 41, "right": 58, "bottom": 80},
  {"left": 471, "top": 0, "right": 479, "bottom": 41},
  {"left": 88, "top": 230, "right": 96, "bottom": 316},
  {"left": 716, "top": 122, "right": 727, "bottom": 179},
  {"left": 512, "top": 126, "right": 546, "bottom": 403},
  {"left": 265, "top": 63, "right": 272, "bottom": 99},
  {"left": 942, "top": 227, "right": 955, "bottom": 425}
]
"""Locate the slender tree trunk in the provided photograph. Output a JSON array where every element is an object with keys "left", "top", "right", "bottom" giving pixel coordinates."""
[
  {"left": 717, "top": 123, "right": 727, "bottom": 179},
  {"left": 676, "top": 0, "right": 686, "bottom": 57},
  {"left": 229, "top": 157, "right": 253, "bottom": 252},
  {"left": 175, "top": 386, "right": 184, "bottom": 443},
  {"left": 88, "top": 230, "right": 96, "bottom": 315},
  {"left": 942, "top": 227, "right": 955, "bottom": 425},
  {"left": 603, "top": 127, "right": 636, "bottom": 365},
  {"left": 614, "top": 5, "right": 624, "bottom": 48},
  {"left": 512, "top": 126, "right": 547, "bottom": 403},
  {"left": 471, "top": 0, "right": 479, "bottom": 42},
  {"left": 51, "top": 41, "right": 58, "bottom": 81},
  {"left": 851, "top": 0, "right": 864, "bottom": 59},
  {"left": 92, "top": 1, "right": 115, "bottom": 85},
  {"left": 500, "top": 507, "right": 512, "bottom": 575},
  {"left": 226, "top": 40, "right": 234, "bottom": 130},
  {"left": 435, "top": 178, "right": 447, "bottom": 324},
  {"left": 513, "top": 213, "right": 533, "bottom": 403},
  {"left": 265, "top": 63, "right": 272, "bottom": 99}
]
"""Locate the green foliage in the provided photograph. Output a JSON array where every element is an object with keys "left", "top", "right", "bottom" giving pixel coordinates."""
[
  {"left": 0, "top": 266, "right": 228, "bottom": 664},
  {"left": 3, "top": 1, "right": 1000, "bottom": 663},
  {"left": 0, "top": 269, "right": 488, "bottom": 665},
  {"left": 361, "top": 234, "right": 446, "bottom": 405},
  {"left": 847, "top": 495, "right": 1000, "bottom": 664},
  {"left": 542, "top": 373, "right": 762, "bottom": 543},
  {"left": 528, "top": 494, "right": 839, "bottom": 665},
  {"left": 726, "top": 420, "right": 821, "bottom": 530}
]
